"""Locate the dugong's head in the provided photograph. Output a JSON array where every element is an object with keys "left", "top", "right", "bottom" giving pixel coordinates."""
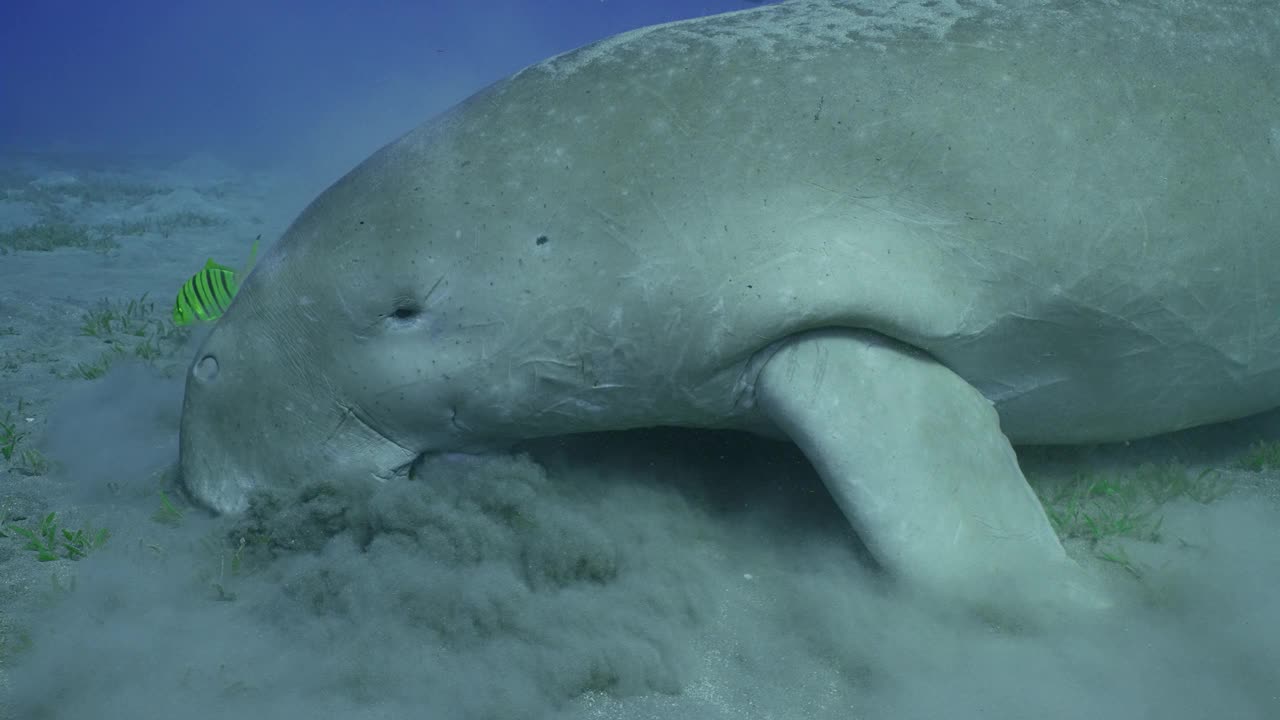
[{"left": 179, "top": 130, "right": 533, "bottom": 513}]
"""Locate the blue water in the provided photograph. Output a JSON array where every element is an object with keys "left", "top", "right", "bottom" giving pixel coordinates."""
[{"left": 1, "top": 1, "right": 774, "bottom": 166}]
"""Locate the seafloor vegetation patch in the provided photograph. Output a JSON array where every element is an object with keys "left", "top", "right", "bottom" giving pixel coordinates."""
[
  {"left": 72, "top": 293, "right": 190, "bottom": 379},
  {"left": 0, "top": 169, "right": 229, "bottom": 254},
  {"left": 5, "top": 174, "right": 168, "bottom": 209},
  {"left": 0, "top": 399, "right": 47, "bottom": 476},
  {"left": 0, "top": 211, "right": 226, "bottom": 254},
  {"left": 0, "top": 348, "right": 55, "bottom": 376},
  {"left": 0, "top": 221, "right": 118, "bottom": 253},
  {"left": 97, "top": 210, "right": 226, "bottom": 238},
  {"left": 1239, "top": 438, "right": 1280, "bottom": 472},
  {"left": 0, "top": 511, "right": 109, "bottom": 562},
  {"left": 0, "top": 401, "right": 26, "bottom": 462},
  {"left": 151, "top": 490, "right": 186, "bottom": 528},
  {"left": 1031, "top": 461, "right": 1233, "bottom": 577}
]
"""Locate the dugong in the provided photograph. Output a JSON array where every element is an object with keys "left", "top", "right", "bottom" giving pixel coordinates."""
[{"left": 179, "top": 0, "right": 1280, "bottom": 612}]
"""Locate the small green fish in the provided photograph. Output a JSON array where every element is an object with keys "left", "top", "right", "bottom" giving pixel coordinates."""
[{"left": 172, "top": 237, "right": 260, "bottom": 326}]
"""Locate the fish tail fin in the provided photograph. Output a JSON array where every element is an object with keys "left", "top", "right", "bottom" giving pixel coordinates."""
[{"left": 239, "top": 235, "right": 261, "bottom": 279}]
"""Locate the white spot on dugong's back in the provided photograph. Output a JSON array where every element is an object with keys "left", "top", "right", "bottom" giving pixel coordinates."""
[{"left": 516, "top": 0, "right": 1002, "bottom": 80}]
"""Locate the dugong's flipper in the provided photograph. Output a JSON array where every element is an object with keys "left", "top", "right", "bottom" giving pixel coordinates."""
[{"left": 756, "top": 329, "right": 1108, "bottom": 616}]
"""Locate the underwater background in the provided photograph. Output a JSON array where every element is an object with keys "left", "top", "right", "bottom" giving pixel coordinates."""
[{"left": 1, "top": 1, "right": 1278, "bottom": 718}]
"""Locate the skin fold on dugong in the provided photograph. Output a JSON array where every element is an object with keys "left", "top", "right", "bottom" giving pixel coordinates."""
[{"left": 178, "top": 0, "right": 1280, "bottom": 615}]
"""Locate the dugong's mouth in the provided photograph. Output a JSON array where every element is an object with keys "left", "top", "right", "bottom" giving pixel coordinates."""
[
  {"left": 327, "top": 402, "right": 422, "bottom": 483},
  {"left": 180, "top": 441, "right": 258, "bottom": 515},
  {"left": 182, "top": 404, "right": 422, "bottom": 515}
]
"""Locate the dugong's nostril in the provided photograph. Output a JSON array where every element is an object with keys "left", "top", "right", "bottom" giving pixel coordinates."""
[{"left": 193, "top": 355, "right": 220, "bottom": 382}]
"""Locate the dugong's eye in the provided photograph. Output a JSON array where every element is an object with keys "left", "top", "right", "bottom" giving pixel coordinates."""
[{"left": 385, "top": 304, "right": 422, "bottom": 328}]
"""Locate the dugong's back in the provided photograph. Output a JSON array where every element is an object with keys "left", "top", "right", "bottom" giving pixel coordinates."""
[{"left": 360, "top": 0, "right": 1280, "bottom": 443}]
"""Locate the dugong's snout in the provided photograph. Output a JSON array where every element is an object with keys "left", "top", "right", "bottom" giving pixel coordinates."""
[
  {"left": 178, "top": 327, "right": 420, "bottom": 515},
  {"left": 178, "top": 347, "right": 272, "bottom": 514}
]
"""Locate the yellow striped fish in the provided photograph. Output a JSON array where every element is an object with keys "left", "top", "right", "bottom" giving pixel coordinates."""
[{"left": 172, "top": 237, "right": 259, "bottom": 326}]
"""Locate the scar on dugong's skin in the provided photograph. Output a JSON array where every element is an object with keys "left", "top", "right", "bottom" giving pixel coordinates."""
[{"left": 178, "top": 0, "right": 1280, "bottom": 616}]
